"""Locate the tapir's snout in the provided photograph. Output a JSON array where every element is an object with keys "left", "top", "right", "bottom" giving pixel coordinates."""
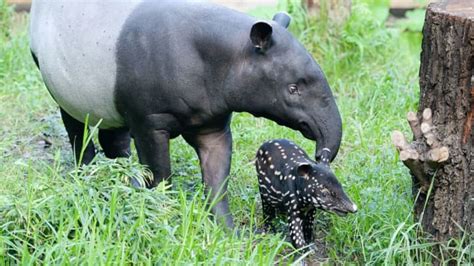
[
  {"left": 347, "top": 202, "right": 358, "bottom": 213},
  {"left": 328, "top": 185, "right": 358, "bottom": 216},
  {"left": 331, "top": 202, "right": 357, "bottom": 217},
  {"left": 336, "top": 197, "right": 358, "bottom": 216}
]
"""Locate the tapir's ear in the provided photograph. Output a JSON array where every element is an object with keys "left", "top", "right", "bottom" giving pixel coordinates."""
[
  {"left": 250, "top": 21, "right": 273, "bottom": 53},
  {"left": 272, "top": 12, "right": 291, "bottom": 29},
  {"left": 297, "top": 163, "right": 312, "bottom": 178}
]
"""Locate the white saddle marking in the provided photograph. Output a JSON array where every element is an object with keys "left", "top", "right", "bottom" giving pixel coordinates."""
[{"left": 30, "top": 0, "right": 143, "bottom": 128}]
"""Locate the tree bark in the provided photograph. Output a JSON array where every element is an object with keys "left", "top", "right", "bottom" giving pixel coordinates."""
[{"left": 393, "top": 0, "right": 474, "bottom": 244}]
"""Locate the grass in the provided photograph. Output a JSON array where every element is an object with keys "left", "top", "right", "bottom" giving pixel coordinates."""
[{"left": 0, "top": 0, "right": 472, "bottom": 264}]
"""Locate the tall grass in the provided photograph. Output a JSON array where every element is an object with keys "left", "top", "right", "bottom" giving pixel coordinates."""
[
  {"left": 0, "top": 0, "right": 472, "bottom": 264},
  {"left": 277, "top": 1, "right": 472, "bottom": 264}
]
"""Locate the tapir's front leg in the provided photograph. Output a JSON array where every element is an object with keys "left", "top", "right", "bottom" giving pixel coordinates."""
[
  {"left": 288, "top": 211, "right": 308, "bottom": 249},
  {"left": 302, "top": 208, "right": 316, "bottom": 243},
  {"left": 183, "top": 126, "right": 234, "bottom": 229}
]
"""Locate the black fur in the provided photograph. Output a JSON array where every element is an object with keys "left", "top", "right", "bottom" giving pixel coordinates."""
[
  {"left": 110, "top": 2, "right": 342, "bottom": 228},
  {"left": 256, "top": 139, "right": 357, "bottom": 249},
  {"left": 60, "top": 108, "right": 96, "bottom": 165},
  {"left": 60, "top": 108, "right": 131, "bottom": 165},
  {"left": 31, "top": 1, "right": 344, "bottom": 229}
]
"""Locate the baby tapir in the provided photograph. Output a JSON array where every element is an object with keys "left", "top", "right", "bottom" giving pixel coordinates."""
[{"left": 255, "top": 139, "right": 357, "bottom": 249}]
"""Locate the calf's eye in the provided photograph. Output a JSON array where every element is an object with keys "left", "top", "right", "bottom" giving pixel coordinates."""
[
  {"left": 288, "top": 84, "right": 300, "bottom": 95},
  {"left": 321, "top": 188, "right": 330, "bottom": 196}
]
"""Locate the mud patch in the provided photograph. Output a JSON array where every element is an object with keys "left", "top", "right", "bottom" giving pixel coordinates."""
[
  {"left": 253, "top": 208, "right": 331, "bottom": 264},
  {"left": 3, "top": 111, "right": 71, "bottom": 164},
  {"left": 303, "top": 215, "right": 331, "bottom": 265}
]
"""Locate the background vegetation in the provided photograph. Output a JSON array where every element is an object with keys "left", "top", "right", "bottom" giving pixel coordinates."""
[{"left": 0, "top": 0, "right": 472, "bottom": 264}]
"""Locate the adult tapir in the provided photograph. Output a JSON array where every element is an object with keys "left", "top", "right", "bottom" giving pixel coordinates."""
[{"left": 29, "top": 0, "right": 343, "bottom": 228}]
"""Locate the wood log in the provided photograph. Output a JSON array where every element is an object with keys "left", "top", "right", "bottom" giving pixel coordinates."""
[
  {"left": 416, "top": 0, "right": 474, "bottom": 242},
  {"left": 393, "top": 0, "right": 473, "bottom": 251},
  {"left": 392, "top": 110, "right": 448, "bottom": 195},
  {"left": 407, "top": 111, "right": 423, "bottom": 140}
]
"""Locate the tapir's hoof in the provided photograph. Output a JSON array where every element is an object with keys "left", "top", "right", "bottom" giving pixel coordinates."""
[
  {"left": 254, "top": 226, "right": 276, "bottom": 235},
  {"left": 307, "top": 243, "right": 317, "bottom": 252},
  {"left": 299, "top": 243, "right": 317, "bottom": 255},
  {"left": 129, "top": 176, "right": 146, "bottom": 188}
]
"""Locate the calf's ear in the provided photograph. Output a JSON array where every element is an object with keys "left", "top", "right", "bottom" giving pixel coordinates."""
[
  {"left": 272, "top": 12, "right": 291, "bottom": 28},
  {"left": 297, "top": 163, "right": 312, "bottom": 178},
  {"left": 250, "top": 21, "right": 273, "bottom": 53}
]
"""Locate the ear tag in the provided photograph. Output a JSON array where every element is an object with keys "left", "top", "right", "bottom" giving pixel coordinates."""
[{"left": 320, "top": 148, "right": 331, "bottom": 166}]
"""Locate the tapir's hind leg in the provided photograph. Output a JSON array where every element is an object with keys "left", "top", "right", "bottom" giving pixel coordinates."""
[
  {"left": 31, "top": 51, "right": 39, "bottom": 69},
  {"left": 98, "top": 128, "right": 131, "bottom": 159},
  {"left": 260, "top": 198, "right": 276, "bottom": 233},
  {"left": 60, "top": 108, "right": 96, "bottom": 165}
]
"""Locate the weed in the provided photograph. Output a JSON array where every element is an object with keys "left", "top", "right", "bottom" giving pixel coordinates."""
[{"left": 0, "top": 0, "right": 471, "bottom": 264}]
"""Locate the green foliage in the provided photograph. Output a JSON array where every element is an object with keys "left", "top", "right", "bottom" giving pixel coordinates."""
[
  {"left": 361, "top": 0, "right": 391, "bottom": 25},
  {"left": 0, "top": 158, "right": 296, "bottom": 264},
  {"left": 394, "top": 8, "right": 426, "bottom": 32},
  {"left": 0, "top": 0, "right": 472, "bottom": 264},
  {"left": 0, "top": 0, "right": 13, "bottom": 41}
]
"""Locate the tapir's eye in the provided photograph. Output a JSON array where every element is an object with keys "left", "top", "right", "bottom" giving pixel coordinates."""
[
  {"left": 288, "top": 84, "right": 300, "bottom": 95},
  {"left": 321, "top": 188, "right": 330, "bottom": 196}
]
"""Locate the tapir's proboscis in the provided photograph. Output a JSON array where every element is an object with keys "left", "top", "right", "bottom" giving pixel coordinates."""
[{"left": 29, "top": 1, "right": 343, "bottom": 228}]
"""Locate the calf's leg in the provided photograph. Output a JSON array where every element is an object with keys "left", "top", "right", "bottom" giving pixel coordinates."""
[
  {"left": 302, "top": 208, "right": 316, "bottom": 243},
  {"left": 288, "top": 211, "right": 308, "bottom": 249},
  {"left": 261, "top": 199, "right": 277, "bottom": 233}
]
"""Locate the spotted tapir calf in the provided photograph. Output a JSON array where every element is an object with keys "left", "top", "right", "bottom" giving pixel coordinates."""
[
  {"left": 30, "top": 0, "right": 343, "bottom": 229},
  {"left": 256, "top": 139, "right": 357, "bottom": 249}
]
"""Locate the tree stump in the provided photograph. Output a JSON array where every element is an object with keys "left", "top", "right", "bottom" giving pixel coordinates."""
[{"left": 392, "top": 0, "right": 473, "bottom": 243}]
